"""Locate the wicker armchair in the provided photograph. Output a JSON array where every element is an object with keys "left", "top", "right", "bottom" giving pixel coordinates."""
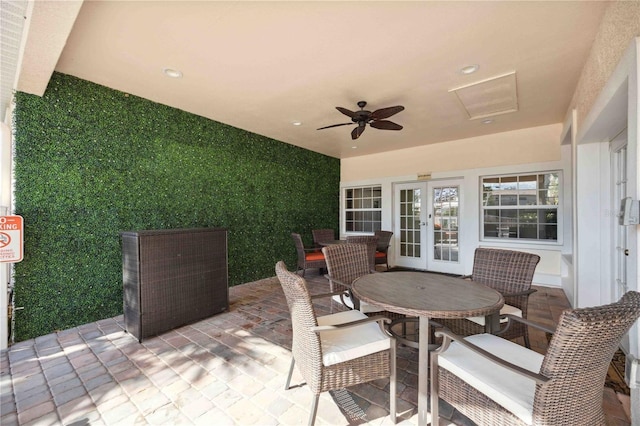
[
  {"left": 291, "top": 232, "right": 326, "bottom": 277},
  {"left": 312, "top": 228, "right": 335, "bottom": 249},
  {"left": 439, "top": 248, "right": 540, "bottom": 347},
  {"left": 323, "top": 243, "right": 405, "bottom": 323},
  {"left": 345, "top": 234, "right": 379, "bottom": 270},
  {"left": 275, "top": 261, "right": 396, "bottom": 426},
  {"left": 374, "top": 230, "right": 393, "bottom": 270},
  {"left": 430, "top": 291, "right": 640, "bottom": 426},
  {"left": 323, "top": 243, "right": 379, "bottom": 313}
]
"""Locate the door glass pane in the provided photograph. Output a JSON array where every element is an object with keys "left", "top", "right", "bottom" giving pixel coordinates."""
[
  {"left": 433, "top": 185, "right": 459, "bottom": 262},
  {"left": 613, "top": 144, "right": 628, "bottom": 300},
  {"left": 399, "top": 189, "right": 422, "bottom": 259}
]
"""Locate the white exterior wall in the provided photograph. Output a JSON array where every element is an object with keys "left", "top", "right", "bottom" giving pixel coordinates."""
[
  {"left": 340, "top": 124, "right": 569, "bottom": 286},
  {"left": 342, "top": 124, "right": 562, "bottom": 182},
  {"left": 573, "top": 36, "right": 639, "bottom": 418}
]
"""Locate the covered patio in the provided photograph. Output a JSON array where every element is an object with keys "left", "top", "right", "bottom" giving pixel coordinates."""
[{"left": 0, "top": 271, "right": 631, "bottom": 425}]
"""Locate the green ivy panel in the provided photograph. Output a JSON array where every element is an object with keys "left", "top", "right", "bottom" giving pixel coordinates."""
[{"left": 13, "top": 73, "right": 339, "bottom": 341}]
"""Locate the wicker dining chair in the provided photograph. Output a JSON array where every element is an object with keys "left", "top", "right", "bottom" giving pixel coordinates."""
[
  {"left": 311, "top": 228, "right": 335, "bottom": 249},
  {"left": 291, "top": 232, "right": 326, "bottom": 276},
  {"left": 374, "top": 230, "right": 393, "bottom": 271},
  {"left": 430, "top": 290, "right": 640, "bottom": 426},
  {"left": 345, "top": 234, "right": 379, "bottom": 270},
  {"left": 275, "top": 261, "right": 396, "bottom": 426},
  {"left": 322, "top": 242, "right": 398, "bottom": 320},
  {"left": 439, "top": 247, "right": 540, "bottom": 347}
]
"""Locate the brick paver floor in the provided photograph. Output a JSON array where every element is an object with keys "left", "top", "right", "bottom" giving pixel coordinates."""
[{"left": 0, "top": 269, "right": 632, "bottom": 425}]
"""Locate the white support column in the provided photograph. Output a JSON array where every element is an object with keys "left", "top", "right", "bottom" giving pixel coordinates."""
[{"left": 1, "top": 121, "right": 12, "bottom": 349}]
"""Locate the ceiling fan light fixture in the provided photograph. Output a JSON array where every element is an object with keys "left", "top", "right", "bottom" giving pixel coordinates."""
[
  {"left": 460, "top": 64, "right": 479, "bottom": 75},
  {"left": 317, "top": 100, "right": 405, "bottom": 140},
  {"left": 162, "top": 68, "right": 183, "bottom": 78}
]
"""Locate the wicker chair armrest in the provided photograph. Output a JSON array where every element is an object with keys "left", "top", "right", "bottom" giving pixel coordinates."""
[
  {"left": 312, "top": 315, "right": 390, "bottom": 332},
  {"left": 501, "top": 288, "right": 537, "bottom": 298},
  {"left": 500, "top": 314, "right": 556, "bottom": 334},
  {"left": 310, "top": 290, "right": 347, "bottom": 300},
  {"left": 433, "top": 328, "right": 550, "bottom": 385}
]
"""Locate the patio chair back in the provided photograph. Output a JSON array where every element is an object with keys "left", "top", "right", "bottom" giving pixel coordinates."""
[
  {"left": 440, "top": 247, "right": 540, "bottom": 346},
  {"left": 374, "top": 230, "right": 393, "bottom": 270},
  {"left": 275, "top": 260, "right": 397, "bottom": 425},
  {"left": 275, "top": 261, "right": 323, "bottom": 391},
  {"left": 322, "top": 243, "right": 371, "bottom": 295},
  {"left": 533, "top": 290, "right": 640, "bottom": 424},
  {"left": 291, "top": 232, "right": 326, "bottom": 276},
  {"left": 323, "top": 243, "right": 404, "bottom": 321},
  {"left": 345, "top": 235, "right": 379, "bottom": 270},
  {"left": 472, "top": 248, "right": 540, "bottom": 342},
  {"left": 432, "top": 291, "right": 640, "bottom": 426},
  {"left": 312, "top": 228, "right": 335, "bottom": 247}
]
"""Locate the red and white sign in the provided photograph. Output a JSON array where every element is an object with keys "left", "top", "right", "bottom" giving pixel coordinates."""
[{"left": 0, "top": 215, "right": 23, "bottom": 262}]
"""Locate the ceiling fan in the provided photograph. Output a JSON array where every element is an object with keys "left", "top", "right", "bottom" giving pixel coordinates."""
[{"left": 317, "top": 101, "right": 405, "bottom": 140}]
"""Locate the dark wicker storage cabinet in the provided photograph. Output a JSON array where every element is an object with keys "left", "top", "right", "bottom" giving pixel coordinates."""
[{"left": 121, "top": 228, "right": 228, "bottom": 342}]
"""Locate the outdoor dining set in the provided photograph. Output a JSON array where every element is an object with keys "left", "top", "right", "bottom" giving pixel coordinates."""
[{"left": 277, "top": 230, "right": 640, "bottom": 426}]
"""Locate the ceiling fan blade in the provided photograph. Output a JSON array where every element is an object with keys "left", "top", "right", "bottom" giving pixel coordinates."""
[
  {"left": 370, "top": 120, "right": 403, "bottom": 131},
  {"left": 317, "top": 122, "right": 354, "bottom": 130},
  {"left": 370, "top": 105, "right": 405, "bottom": 120},
  {"left": 351, "top": 125, "right": 366, "bottom": 140},
  {"left": 336, "top": 107, "right": 357, "bottom": 118}
]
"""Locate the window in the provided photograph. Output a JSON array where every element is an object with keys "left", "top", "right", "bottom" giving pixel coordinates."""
[
  {"left": 481, "top": 172, "right": 559, "bottom": 242},
  {"left": 345, "top": 186, "right": 382, "bottom": 232}
]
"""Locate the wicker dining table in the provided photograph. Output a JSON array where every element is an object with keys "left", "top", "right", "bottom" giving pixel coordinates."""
[{"left": 352, "top": 271, "right": 504, "bottom": 426}]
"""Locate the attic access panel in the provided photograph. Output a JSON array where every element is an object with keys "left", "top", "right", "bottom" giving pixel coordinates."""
[{"left": 449, "top": 71, "right": 518, "bottom": 120}]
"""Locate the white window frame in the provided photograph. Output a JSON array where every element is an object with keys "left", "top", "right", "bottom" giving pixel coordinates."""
[
  {"left": 344, "top": 185, "right": 382, "bottom": 233},
  {"left": 480, "top": 171, "right": 561, "bottom": 244}
]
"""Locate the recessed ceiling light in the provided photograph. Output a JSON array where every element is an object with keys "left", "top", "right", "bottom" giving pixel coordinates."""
[
  {"left": 162, "top": 68, "right": 183, "bottom": 78},
  {"left": 481, "top": 119, "right": 494, "bottom": 124},
  {"left": 460, "top": 64, "right": 479, "bottom": 75},
  {"left": 351, "top": 146, "right": 358, "bottom": 149},
  {"left": 292, "top": 121, "right": 302, "bottom": 126}
]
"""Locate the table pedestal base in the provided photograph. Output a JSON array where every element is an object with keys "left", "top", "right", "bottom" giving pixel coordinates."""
[
  {"left": 418, "top": 316, "right": 431, "bottom": 425},
  {"left": 388, "top": 317, "right": 442, "bottom": 350}
]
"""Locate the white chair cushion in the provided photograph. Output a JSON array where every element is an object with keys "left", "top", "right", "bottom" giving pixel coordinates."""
[
  {"left": 438, "top": 333, "right": 543, "bottom": 425},
  {"left": 331, "top": 293, "right": 385, "bottom": 314},
  {"left": 317, "top": 310, "right": 391, "bottom": 366},
  {"left": 466, "top": 304, "right": 522, "bottom": 326}
]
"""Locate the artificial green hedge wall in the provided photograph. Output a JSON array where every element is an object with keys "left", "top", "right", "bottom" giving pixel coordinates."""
[{"left": 13, "top": 72, "right": 339, "bottom": 341}]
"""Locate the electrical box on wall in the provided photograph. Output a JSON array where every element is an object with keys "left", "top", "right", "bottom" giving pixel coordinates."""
[{"left": 619, "top": 197, "right": 640, "bottom": 225}]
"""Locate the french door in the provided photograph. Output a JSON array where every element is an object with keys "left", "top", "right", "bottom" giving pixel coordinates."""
[
  {"left": 394, "top": 183, "right": 428, "bottom": 269},
  {"left": 393, "top": 179, "right": 463, "bottom": 273},
  {"left": 612, "top": 129, "right": 629, "bottom": 301},
  {"left": 611, "top": 129, "right": 631, "bottom": 354},
  {"left": 428, "top": 179, "right": 463, "bottom": 274}
]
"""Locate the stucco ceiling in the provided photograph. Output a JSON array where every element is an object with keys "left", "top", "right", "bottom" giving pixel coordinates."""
[{"left": 7, "top": 1, "right": 610, "bottom": 159}]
